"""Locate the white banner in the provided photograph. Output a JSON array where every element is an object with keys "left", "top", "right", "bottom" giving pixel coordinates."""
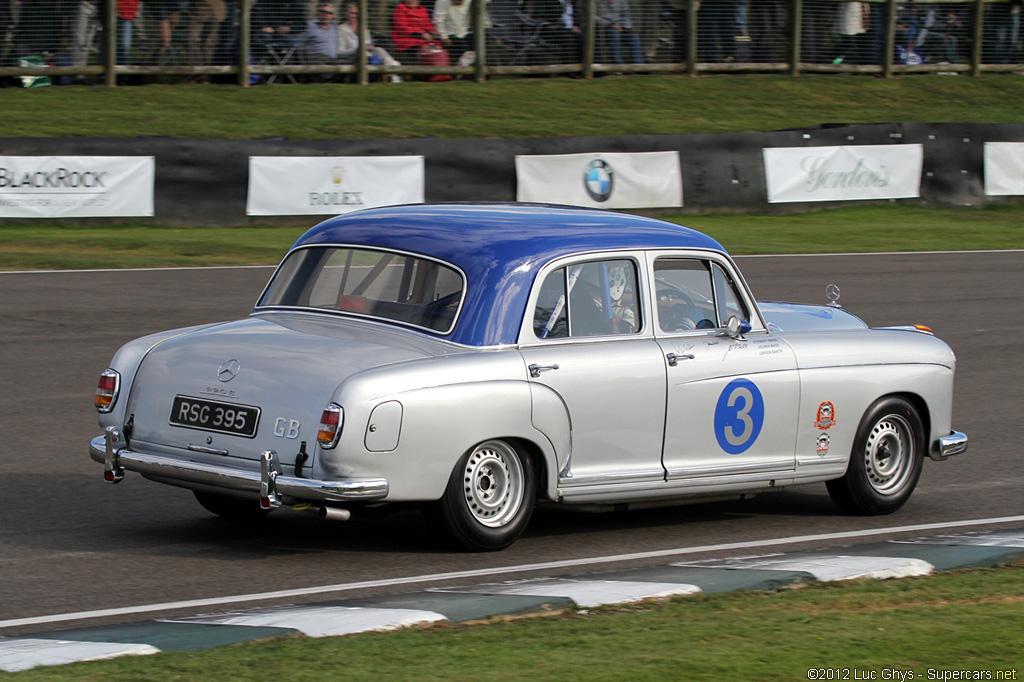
[
  {"left": 763, "top": 145, "right": 923, "bottom": 204},
  {"left": 515, "top": 151, "right": 683, "bottom": 209},
  {"left": 247, "top": 156, "right": 424, "bottom": 216},
  {"left": 984, "top": 142, "right": 1024, "bottom": 196},
  {"left": 0, "top": 156, "right": 154, "bottom": 218}
]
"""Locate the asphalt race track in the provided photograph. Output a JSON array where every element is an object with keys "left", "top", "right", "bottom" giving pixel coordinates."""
[{"left": 2, "top": 250, "right": 1021, "bottom": 635}]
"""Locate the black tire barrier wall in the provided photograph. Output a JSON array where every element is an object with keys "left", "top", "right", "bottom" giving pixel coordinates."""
[{"left": 1, "top": 122, "right": 1022, "bottom": 226}]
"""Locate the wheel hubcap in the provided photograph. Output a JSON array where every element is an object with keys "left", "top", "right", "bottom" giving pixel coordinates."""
[
  {"left": 462, "top": 441, "right": 524, "bottom": 528},
  {"left": 864, "top": 415, "right": 914, "bottom": 495}
]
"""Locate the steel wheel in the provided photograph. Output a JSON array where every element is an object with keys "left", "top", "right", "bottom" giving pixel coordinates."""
[
  {"left": 436, "top": 439, "right": 536, "bottom": 551},
  {"left": 827, "top": 397, "right": 925, "bottom": 516},
  {"left": 462, "top": 440, "right": 525, "bottom": 528},
  {"left": 863, "top": 415, "right": 916, "bottom": 496}
]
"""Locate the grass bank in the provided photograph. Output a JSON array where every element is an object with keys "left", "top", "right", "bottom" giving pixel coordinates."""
[
  {"left": 8, "top": 562, "right": 1023, "bottom": 681},
  {"left": 2, "top": 204, "right": 1023, "bottom": 271},
  {"left": 2, "top": 75, "right": 1024, "bottom": 140}
]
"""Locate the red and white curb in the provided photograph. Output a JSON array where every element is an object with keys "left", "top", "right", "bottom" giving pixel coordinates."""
[
  {"left": 0, "top": 639, "right": 160, "bottom": 673},
  {"left": 432, "top": 578, "right": 702, "bottom": 609},
  {"left": 166, "top": 605, "right": 448, "bottom": 638},
  {"left": 674, "top": 554, "right": 935, "bottom": 581}
]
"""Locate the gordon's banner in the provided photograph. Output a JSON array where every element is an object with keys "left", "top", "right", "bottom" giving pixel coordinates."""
[
  {"left": 983, "top": 142, "right": 1024, "bottom": 196},
  {"left": 763, "top": 144, "right": 923, "bottom": 204},
  {"left": 246, "top": 156, "right": 424, "bottom": 216},
  {"left": 515, "top": 152, "right": 683, "bottom": 209},
  {"left": 0, "top": 156, "right": 154, "bottom": 218}
]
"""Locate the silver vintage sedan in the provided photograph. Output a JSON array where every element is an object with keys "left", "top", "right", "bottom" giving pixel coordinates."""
[{"left": 90, "top": 203, "right": 967, "bottom": 550}]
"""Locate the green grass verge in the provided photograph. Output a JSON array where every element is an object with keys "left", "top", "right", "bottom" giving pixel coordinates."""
[
  {"left": 8, "top": 563, "right": 1023, "bottom": 681},
  {"left": 2, "top": 204, "right": 1023, "bottom": 271},
  {"left": 2, "top": 74, "right": 1024, "bottom": 140}
]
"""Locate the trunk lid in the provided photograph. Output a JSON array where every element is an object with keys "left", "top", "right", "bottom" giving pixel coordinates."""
[{"left": 125, "top": 312, "right": 454, "bottom": 467}]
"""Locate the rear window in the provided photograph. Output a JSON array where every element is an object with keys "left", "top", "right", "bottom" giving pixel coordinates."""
[{"left": 258, "top": 246, "right": 466, "bottom": 334}]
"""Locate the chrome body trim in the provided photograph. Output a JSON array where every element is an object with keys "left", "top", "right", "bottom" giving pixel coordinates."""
[
  {"left": 90, "top": 436, "right": 389, "bottom": 503},
  {"left": 933, "top": 430, "right": 969, "bottom": 461}
]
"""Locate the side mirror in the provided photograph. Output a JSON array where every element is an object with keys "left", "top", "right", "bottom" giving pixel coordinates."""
[{"left": 725, "top": 316, "right": 752, "bottom": 339}]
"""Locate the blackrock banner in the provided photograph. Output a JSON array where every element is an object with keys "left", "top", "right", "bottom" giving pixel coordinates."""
[
  {"left": 515, "top": 152, "right": 683, "bottom": 209},
  {"left": 983, "top": 142, "right": 1024, "bottom": 196},
  {"left": 763, "top": 144, "right": 923, "bottom": 204},
  {"left": 246, "top": 156, "right": 424, "bottom": 216},
  {"left": 0, "top": 156, "right": 154, "bottom": 218}
]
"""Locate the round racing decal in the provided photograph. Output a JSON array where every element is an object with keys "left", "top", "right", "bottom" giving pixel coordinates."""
[{"left": 714, "top": 378, "right": 765, "bottom": 455}]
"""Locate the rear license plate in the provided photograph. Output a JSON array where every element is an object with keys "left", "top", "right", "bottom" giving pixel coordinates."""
[{"left": 169, "top": 396, "right": 260, "bottom": 438}]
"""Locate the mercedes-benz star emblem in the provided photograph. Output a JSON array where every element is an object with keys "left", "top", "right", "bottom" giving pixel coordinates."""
[
  {"left": 825, "top": 283, "right": 841, "bottom": 307},
  {"left": 217, "top": 359, "right": 241, "bottom": 382}
]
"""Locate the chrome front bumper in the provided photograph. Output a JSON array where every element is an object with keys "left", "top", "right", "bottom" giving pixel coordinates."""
[
  {"left": 89, "top": 427, "right": 388, "bottom": 508},
  {"left": 932, "top": 430, "right": 969, "bottom": 461}
]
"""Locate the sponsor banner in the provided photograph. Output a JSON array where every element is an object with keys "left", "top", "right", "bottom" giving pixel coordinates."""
[
  {"left": 983, "top": 142, "right": 1024, "bottom": 196},
  {"left": 763, "top": 144, "right": 923, "bottom": 204},
  {"left": 0, "top": 156, "right": 154, "bottom": 218},
  {"left": 246, "top": 156, "right": 424, "bottom": 216},
  {"left": 515, "top": 152, "right": 683, "bottom": 209}
]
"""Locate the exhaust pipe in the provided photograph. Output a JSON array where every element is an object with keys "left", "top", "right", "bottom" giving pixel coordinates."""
[{"left": 319, "top": 506, "right": 351, "bottom": 522}]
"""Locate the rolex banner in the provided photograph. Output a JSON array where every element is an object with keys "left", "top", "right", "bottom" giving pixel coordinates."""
[
  {"left": 246, "top": 156, "right": 425, "bottom": 216},
  {"left": 515, "top": 152, "right": 683, "bottom": 209},
  {"left": 983, "top": 142, "right": 1024, "bottom": 196},
  {"left": 0, "top": 156, "right": 154, "bottom": 218},
  {"left": 763, "top": 144, "right": 923, "bottom": 204}
]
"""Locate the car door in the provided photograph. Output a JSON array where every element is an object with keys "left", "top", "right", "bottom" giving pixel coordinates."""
[
  {"left": 648, "top": 252, "right": 799, "bottom": 480},
  {"left": 518, "top": 254, "right": 668, "bottom": 487}
]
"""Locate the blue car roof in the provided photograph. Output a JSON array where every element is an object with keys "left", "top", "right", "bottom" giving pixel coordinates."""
[{"left": 291, "top": 203, "right": 726, "bottom": 346}]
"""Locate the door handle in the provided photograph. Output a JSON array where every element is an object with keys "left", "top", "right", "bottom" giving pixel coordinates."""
[
  {"left": 528, "top": 363, "right": 560, "bottom": 378},
  {"left": 666, "top": 353, "right": 695, "bottom": 367}
]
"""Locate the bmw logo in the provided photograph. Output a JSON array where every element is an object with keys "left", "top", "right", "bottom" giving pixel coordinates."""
[{"left": 583, "top": 159, "right": 614, "bottom": 203}]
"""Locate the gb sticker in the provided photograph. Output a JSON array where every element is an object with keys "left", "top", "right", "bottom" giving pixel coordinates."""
[{"left": 714, "top": 378, "right": 765, "bottom": 455}]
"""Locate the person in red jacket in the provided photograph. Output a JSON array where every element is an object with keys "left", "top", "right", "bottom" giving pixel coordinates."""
[{"left": 390, "top": 0, "right": 439, "bottom": 62}]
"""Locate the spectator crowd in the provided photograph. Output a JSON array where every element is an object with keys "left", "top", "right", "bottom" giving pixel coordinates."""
[{"left": 1, "top": 0, "right": 1021, "bottom": 84}]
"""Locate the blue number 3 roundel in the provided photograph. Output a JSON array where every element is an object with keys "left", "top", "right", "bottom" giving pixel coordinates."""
[{"left": 714, "top": 378, "right": 765, "bottom": 455}]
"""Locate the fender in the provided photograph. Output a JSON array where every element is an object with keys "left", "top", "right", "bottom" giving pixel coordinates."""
[{"left": 324, "top": 379, "right": 560, "bottom": 502}]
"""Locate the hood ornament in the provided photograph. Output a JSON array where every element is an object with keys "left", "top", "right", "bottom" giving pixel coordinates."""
[
  {"left": 217, "top": 359, "right": 241, "bottom": 382},
  {"left": 825, "top": 284, "right": 841, "bottom": 308}
]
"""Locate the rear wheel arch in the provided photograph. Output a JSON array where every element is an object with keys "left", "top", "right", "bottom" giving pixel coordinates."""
[{"left": 435, "top": 436, "right": 540, "bottom": 551}]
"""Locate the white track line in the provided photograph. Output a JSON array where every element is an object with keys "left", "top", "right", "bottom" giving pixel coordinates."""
[{"left": 2, "top": 515, "right": 1023, "bottom": 632}]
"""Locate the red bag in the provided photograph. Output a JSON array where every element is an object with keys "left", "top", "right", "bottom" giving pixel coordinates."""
[{"left": 418, "top": 42, "right": 452, "bottom": 82}]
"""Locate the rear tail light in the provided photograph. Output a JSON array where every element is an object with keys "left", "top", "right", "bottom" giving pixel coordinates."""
[
  {"left": 317, "top": 403, "right": 344, "bottom": 449},
  {"left": 94, "top": 369, "right": 120, "bottom": 413}
]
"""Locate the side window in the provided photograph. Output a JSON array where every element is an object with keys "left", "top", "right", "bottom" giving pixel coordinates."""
[
  {"left": 712, "top": 263, "right": 750, "bottom": 327},
  {"left": 653, "top": 259, "right": 717, "bottom": 332},
  {"left": 533, "top": 259, "right": 640, "bottom": 339}
]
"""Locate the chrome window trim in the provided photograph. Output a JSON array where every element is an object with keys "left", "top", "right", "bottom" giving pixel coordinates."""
[
  {"left": 644, "top": 250, "right": 767, "bottom": 338},
  {"left": 254, "top": 243, "right": 469, "bottom": 337},
  {"left": 518, "top": 250, "right": 653, "bottom": 347}
]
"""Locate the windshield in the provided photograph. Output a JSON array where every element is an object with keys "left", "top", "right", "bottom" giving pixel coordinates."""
[{"left": 258, "top": 246, "right": 466, "bottom": 334}]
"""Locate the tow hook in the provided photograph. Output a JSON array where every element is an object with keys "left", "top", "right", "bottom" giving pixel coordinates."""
[
  {"left": 103, "top": 426, "right": 125, "bottom": 483},
  {"left": 294, "top": 441, "right": 309, "bottom": 477},
  {"left": 260, "top": 450, "right": 282, "bottom": 509}
]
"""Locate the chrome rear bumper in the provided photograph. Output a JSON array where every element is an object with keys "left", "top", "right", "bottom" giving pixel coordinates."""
[
  {"left": 89, "top": 428, "right": 388, "bottom": 506},
  {"left": 932, "top": 430, "right": 969, "bottom": 461}
]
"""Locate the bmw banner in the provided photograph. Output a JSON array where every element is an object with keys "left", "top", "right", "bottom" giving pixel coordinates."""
[
  {"left": 0, "top": 156, "right": 154, "bottom": 218},
  {"left": 763, "top": 144, "right": 923, "bottom": 204},
  {"left": 515, "top": 152, "right": 683, "bottom": 209},
  {"left": 983, "top": 142, "right": 1024, "bottom": 196},
  {"left": 247, "top": 156, "right": 424, "bottom": 216}
]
